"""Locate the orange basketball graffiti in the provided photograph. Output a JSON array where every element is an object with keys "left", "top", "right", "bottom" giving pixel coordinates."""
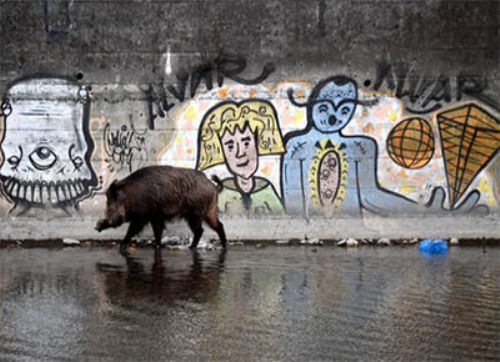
[{"left": 386, "top": 118, "right": 435, "bottom": 169}]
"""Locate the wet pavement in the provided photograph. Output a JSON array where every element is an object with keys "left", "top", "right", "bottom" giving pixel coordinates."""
[{"left": 0, "top": 245, "right": 499, "bottom": 361}]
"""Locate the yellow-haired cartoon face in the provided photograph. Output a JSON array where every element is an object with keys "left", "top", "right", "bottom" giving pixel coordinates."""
[{"left": 196, "top": 100, "right": 284, "bottom": 171}]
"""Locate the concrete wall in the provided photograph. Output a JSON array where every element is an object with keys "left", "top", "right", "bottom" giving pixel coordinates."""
[{"left": 0, "top": 0, "right": 498, "bottom": 240}]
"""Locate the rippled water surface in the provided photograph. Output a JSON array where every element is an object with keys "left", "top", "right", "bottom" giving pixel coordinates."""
[{"left": 0, "top": 246, "right": 499, "bottom": 361}]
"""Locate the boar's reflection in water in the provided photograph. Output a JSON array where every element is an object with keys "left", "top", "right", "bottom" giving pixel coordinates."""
[
  {"left": 95, "top": 249, "right": 226, "bottom": 304},
  {"left": 95, "top": 166, "right": 227, "bottom": 250}
]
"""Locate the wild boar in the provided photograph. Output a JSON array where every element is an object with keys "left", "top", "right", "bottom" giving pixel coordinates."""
[{"left": 95, "top": 165, "right": 227, "bottom": 249}]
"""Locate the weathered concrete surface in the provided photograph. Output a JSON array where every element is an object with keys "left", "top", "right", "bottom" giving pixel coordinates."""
[
  {"left": 1, "top": 0, "right": 499, "bottom": 85},
  {"left": 0, "top": 0, "right": 498, "bottom": 240},
  {"left": 0, "top": 215, "right": 498, "bottom": 242}
]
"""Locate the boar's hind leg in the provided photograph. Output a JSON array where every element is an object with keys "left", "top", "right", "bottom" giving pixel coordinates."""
[
  {"left": 187, "top": 215, "right": 204, "bottom": 249},
  {"left": 151, "top": 219, "right": 165, "bottom": 248},
  {"left": 122, "top": 220, "right": 147, "bottom": 247},
  {"left": 204, "top": 211, "right": 227, "bottom": 248}
]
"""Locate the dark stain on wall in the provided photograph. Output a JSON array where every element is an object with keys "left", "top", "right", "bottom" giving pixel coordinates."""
[{"left": 43, "top": 0, "right": 71, "bottom": 35}]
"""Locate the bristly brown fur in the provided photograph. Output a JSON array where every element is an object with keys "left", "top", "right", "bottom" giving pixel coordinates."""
[{"left": 96, "top": 165, "right": 227, "bottom": 250}]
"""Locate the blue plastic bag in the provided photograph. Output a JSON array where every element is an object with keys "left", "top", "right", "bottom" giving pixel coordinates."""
[{"left": 418, "top": 239, "right": 448, "bottom": 255}]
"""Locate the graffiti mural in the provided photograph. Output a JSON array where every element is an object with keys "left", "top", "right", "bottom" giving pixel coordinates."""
[
  {"left": 0, "top": 72, "right": 489, "bottom": 221},
  {"left": 437, "top": 103, "right": 499, "bottom": 209},
  {"left": 103, "top": 118, "right": 150, "bottom": 173},
  {"left": 281, "top": 76, "right": 486, "bottom": 218},
  {"left": 196, "top": 100, "right": 285, "bottom": 216},
  {"left": 0, "top": 76, "right": 98, "bottom": 217}
]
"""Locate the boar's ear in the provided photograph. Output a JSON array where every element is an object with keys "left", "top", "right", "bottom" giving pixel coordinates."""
[{"left": 107, "top": 180, "right": 119, "bottom": 199}]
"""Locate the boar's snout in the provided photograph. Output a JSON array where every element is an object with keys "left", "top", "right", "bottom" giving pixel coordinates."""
[
  {"left": 95, "top": 214, "right": 125, "bottom": 231},
  {"left": 95, "top": 219, "right": 109, "bottom": 232}
]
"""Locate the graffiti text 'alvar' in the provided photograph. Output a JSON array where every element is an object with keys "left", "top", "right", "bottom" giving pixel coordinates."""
[
  {"left": 369, "top": 61, "right": 492, "bottom": 114},
  {"left": 144, "top": 55, "right": 276, "bottom": 129}
]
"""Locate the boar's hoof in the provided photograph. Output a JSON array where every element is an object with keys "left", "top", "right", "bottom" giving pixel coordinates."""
[{"left": 119, "top": 246, "right": 130, "bottom": 256}]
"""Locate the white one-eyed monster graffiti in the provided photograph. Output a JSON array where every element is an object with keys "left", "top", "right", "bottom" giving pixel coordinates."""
[
  {"left": 0, "top": 76, "right": 98, "bottom": 217},
  {"left": 281, "top": 76, "right": 486, "bottom": 218}
]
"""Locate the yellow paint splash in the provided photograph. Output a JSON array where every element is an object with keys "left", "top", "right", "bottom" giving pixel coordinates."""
[
  {"left": 388, "top": 110, "right": 398, "bottom": 123},
  {"left": 477, "top": 176, "right": 497, "bottom": 206},
  {"left": 175, "top": 134, "right": 184, "bottom": 145},
  {"left": 293, "top": 110, "right": 305, "bottom": 125},
  {"left": 183, "top": 104, "right": 198, "bottom": 122},
  {"left": 399, "top": 179, "right": 413, "bottom": 194}
]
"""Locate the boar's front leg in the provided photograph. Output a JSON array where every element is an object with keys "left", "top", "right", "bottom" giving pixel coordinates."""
[
  {"left": 151, "top": 218, "right": 165, "bottom": 248},
  {"left": 121, "top": 220, "right": 147, "bottom": 249},
  {"left": 187, "top": 215, "right": 204, "bottom": 249}
]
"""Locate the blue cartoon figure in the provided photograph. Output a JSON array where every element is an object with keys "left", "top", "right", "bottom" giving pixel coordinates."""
[{"left": 281, "top": 76, "right": 484, "bottom": 218}]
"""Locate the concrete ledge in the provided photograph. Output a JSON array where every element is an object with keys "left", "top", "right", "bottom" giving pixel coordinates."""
[{"left": 0, "top": 214, "right": 498, "bottom": 241}]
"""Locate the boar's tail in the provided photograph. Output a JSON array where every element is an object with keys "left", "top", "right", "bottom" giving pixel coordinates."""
[{"left": 211, "top": 175, "right": 224, "bottom": 193}]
